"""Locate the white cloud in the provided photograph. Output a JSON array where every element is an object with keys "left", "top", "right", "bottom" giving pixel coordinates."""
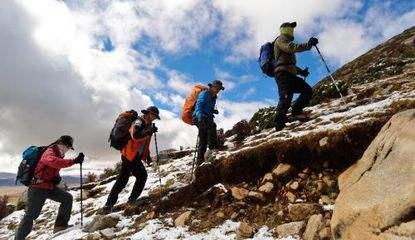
[
  {"left": 1, "top": 0, "right": 413, "bottom": 174},
  {"left": 166, "top": 70, "right": 195, "bottom": 95},
  {"left": 215, "top": 100, "right": 269, "bottom": 130}
]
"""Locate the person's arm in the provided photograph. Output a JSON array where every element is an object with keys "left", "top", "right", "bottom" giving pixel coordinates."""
[
  {"left": 194, "top": 90, "right": 208, "bottom": 121},
  {"left": 40, "top": 147, "right": 75, "bottom": 169},
  {"left": 130, "top": 118, "right": 149, "bottom": 139},
  {"left": 276, "top": 38, "right": 312, "bottom": 53}
]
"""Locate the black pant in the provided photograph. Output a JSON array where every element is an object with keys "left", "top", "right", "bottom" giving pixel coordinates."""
[
  {"left": 105, "top": 156, "right": 147, "bottom": 207},
  {"left": 15, "top": 187, "right": 73, "bottom": 240},
  {"left": 196, "top": 117, "right": 218, "bottom": 165},
  {"left": 275, "top": 71, "right": 312, "bottom": 127}
]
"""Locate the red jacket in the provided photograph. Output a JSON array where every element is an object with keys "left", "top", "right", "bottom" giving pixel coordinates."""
[{"left": 31, "top": 145, "right": 75, "bottom": 190}]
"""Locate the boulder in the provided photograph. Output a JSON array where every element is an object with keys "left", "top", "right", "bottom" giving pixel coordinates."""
[
  {"left": 276, "top": 221, "right": 305, "bottom": 237},
  {"left": 231, "top": 187, "right": 249, "bottom": 200},
  {"left": 303, "top": 214, "right": 323, "bottom": 240},
  {"left": 175, "top": 211, "right": 192, "bottom": 227},
  {"left": 288, "top": 203, "right": 321, "bottom": 221},
  {"left": 258, "top": 182, "right": 274, "bottom": 193},
  {"left": 272, "top": 163, "right": 294, "bottom": 178},
  {"left": 331, "top": 109, "right": 415, "bottom": 240}
]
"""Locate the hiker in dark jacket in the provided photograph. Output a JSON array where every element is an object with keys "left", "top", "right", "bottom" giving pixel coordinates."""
[
  {"left": 193, "top": 80, "right": 224, "bottom": 165},
  {"left": 102, "top": 106, "right": 160, "bottom": 214},
  {"left": 15, "top": 135, "right": 84, "bottom": 240},
  {"left": 274, "top": 21, "right": 318, "bottom": 131}
]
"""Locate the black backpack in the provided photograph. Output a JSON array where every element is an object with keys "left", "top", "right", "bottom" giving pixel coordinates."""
[
  {"left": 16, "top": 146, "right": 47, "bottom": 186},
  {"left": 109, "top": 110, "right": 138, "bottom": 150}
]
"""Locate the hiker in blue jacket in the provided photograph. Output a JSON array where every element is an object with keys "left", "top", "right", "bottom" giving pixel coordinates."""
[{"left": 193, "top": 80, "right": 225, "bottom": 165}]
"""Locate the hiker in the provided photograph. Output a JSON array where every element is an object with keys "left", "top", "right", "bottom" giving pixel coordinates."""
[
  {"left": 15, "top": 135, "right": 84, "bottom": 240},
  {"left": 274, "top": 21, "right": 318, "bottom": 131},
  {"left": 102, "top": 106, "right": 160, "bottom": 214},
  {"left": 193, "top": 80, "right": 224, "bottom": 165}
]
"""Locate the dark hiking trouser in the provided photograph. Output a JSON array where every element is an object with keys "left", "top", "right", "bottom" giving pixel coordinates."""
[
  {"left": 275, "top": 70, "right": 313, "bottom": 128},
  {"left": 15, "top": 186, "right": 73, "bottom": 240},
  {"left": 105, "top": 156, "right": 147, "bottom": 207},
  {"left": 195, "top": 117, "right": 218, "bottom": 165}
]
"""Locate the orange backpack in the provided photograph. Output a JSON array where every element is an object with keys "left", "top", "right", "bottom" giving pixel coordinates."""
[{"left": 182, "top": 84, "right": 207, "bottom": 125}]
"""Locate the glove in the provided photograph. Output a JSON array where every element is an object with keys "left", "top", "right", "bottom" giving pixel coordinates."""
[
  {"left": 73, "top": 152, "right": 84, "bottom": 164},
  {"left": 299, "top": 67, "right": 310, "bottom": 77},
  {"left": 151, "top": 125, "right": 158, "bottom": 133},
  {"left": 213, "top": 110, "right": 219, "bottom": 114},
  {"left": 308, "top": 37, "right": 318, "bottom": 46},
  {"left": 145, "top": 155, "right": 153, "bottom": 166},
  {"left": 52, "top": 175, "right": 62, "bottom": 185}
]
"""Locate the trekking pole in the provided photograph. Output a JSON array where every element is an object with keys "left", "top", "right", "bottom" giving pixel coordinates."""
[
  {"left": 153, "top": 124, "right": 162, "bottom": 192},
  {"left": 80, "top": 162, "right": 83, "bottom": 227},
  {"left": 189, "top": 136, "right": 199, "bottom": 183},
  {"left": 314, "top": 45, "right": 346, "bottom": 103}
]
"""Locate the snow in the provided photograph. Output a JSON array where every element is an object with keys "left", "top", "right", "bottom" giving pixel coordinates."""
[{"left": 0, "top": 75, "right": 413, "bottom": 239}]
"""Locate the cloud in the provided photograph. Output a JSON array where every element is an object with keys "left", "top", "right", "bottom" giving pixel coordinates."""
[{"left": 1, "top": 0, "right": 413, "bottom": 174}]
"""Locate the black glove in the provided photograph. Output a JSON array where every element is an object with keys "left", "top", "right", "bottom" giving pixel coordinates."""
[
  {"left": 52, "top": 175, "right": 62, "bottom": 185},
  {"left": 213, "top": 110, "right": 219, "bottom": 114},
  {"left": 151, "top": 124, "right": 158, "bottom": 133},
  {"left": 146, "top": 155, "right": 153, "bottom": 166},
  {"left": 308, "top": 37, "right": 318, "bottom": 46},
  {"left": 299, "top": 67, "right": 310, "bottom": 77},
  {"left": 73, "top": 152, "right": 84, "bottom": 164}
]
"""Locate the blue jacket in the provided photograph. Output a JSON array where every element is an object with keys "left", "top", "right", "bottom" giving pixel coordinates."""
[{"left": 193, "top": 90, "right": 217, "bottom": 121}]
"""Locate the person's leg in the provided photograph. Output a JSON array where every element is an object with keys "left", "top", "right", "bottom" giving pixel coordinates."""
[
  {"left": 47, "top": 187, "right": 73, "bottom": 228},
  {"left": 275, "top": 71, "right": 294, "bottom": 130},
  {"left": 196, "top": 123, "right": 208, "bottom": 165},
  {"left": 291, "top": 76, "right": 313, "bottom": 114},
  {"left": 15, "top": 188, "right": 47, "bottom": 240},
  {"left": 207, "top": 119, "right": 218, "bottom": 150},
  {"left": 104, "top": 158, "right": 131, "bottom": 208},
  {"left": 128, "top": 159, "right": 148, "bottom": 203}
]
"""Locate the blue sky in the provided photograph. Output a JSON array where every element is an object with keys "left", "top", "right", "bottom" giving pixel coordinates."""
[{"left": 0, "top": 0, "right": 414, "bottom": 173}]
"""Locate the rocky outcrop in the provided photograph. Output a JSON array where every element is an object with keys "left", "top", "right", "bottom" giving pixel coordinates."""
[{"left": 331, "top": 109, "right": 415, "bottom": 240}]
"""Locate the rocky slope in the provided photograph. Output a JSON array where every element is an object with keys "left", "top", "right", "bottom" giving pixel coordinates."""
[{"left": 0, "top": 28, "right": 414, "bottom": 240}]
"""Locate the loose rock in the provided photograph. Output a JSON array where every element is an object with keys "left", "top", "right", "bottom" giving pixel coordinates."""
[
  {"left": 258, "top": 182, "right": 274, "bottom": 193},
  {"left": 237, "top": 222, "right": 255, "bottom": 239},
  {"left": 303, "top": 214, "right": 323, "bottom": 240},
  {"left": 175, "top": 211, "right": 192, "bottom": 227},
  {"left": 231, "top": 187, "right": 249, "bottom": 200},
  {"left": 288, "top": 203, "right": 321, "bottom": 221},
  {"left": 273, "top": 163, "right": 294, "bottom": 178},
  {"left": 261, "top": 173, "right": 273, "bottom": 184},
  {"left": 276, "top": 221, "right": 305, "bottom": 237}
]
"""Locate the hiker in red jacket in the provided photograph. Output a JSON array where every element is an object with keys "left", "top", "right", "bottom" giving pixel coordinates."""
[{"left": 15, "top": 135, "right": 84, "bottom": 240}]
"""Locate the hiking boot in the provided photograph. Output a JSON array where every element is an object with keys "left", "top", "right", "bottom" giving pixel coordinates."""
[
  {"left": 101, "top": 205, "right": 113, "bottom": 215},
  {"left": 275, "top": 122, "right": 286, "bottom": 131},
  {"left": 53, "top": 224, "right": 72, "bottom": 234},
  {"left": 290, "top": 113, "right": 310, "bottom": 122},
  {"left": 127, "top": 196, "right": 150, "bottom": 206}
]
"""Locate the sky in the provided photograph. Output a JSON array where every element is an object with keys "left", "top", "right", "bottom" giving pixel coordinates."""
[{"left": 0, "top": 0, "right": 414, "bottom": 175}]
